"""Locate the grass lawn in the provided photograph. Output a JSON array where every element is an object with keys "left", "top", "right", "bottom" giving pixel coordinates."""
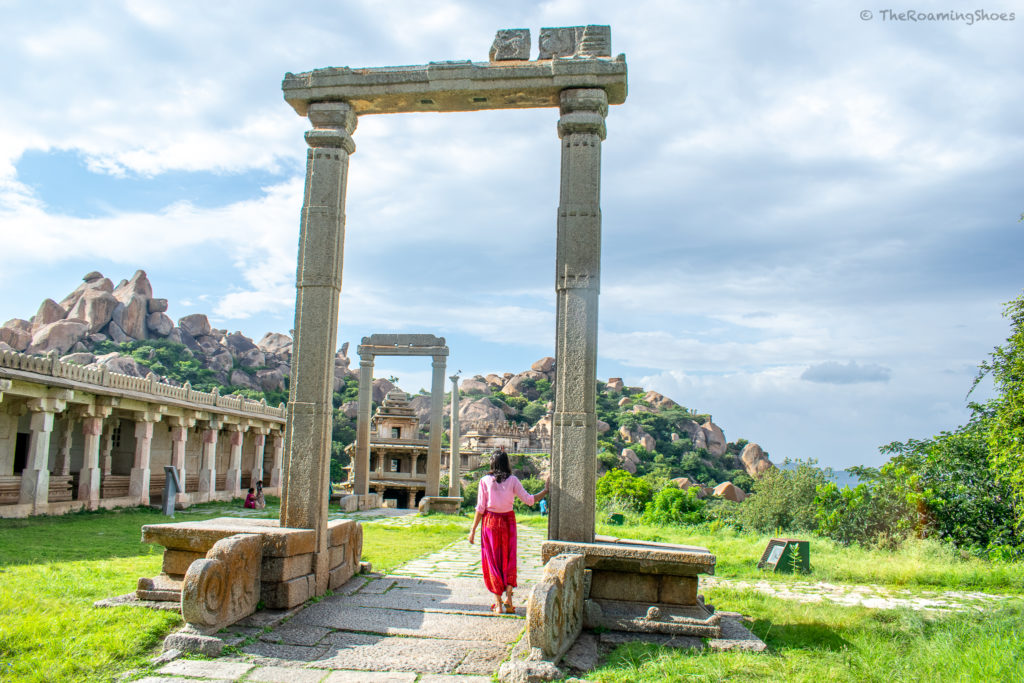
[{"left": 0, "top": 501, "right": 467, "bottom": 683}]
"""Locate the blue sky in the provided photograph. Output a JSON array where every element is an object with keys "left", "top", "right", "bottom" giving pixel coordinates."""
[{"left": 0, "top": 1, "right": 1021, "bottom": 470}]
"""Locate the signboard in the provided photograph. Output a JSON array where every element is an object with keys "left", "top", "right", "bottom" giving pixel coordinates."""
[{"left": 757, "top": 538, "right": 810, "bottom": 573}]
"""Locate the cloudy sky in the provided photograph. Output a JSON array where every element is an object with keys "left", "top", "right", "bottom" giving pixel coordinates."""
[{"left": 1, "top": 1, "right": 1021, "bottom": 470}]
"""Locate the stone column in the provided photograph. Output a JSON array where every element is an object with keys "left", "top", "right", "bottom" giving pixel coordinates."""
[
  {"left": 353, "top": 355, "right": 374, "bottom": 496},
  {"left": 406, "top": 489, "right": 417, "bottom": 509},
  {"left": 425, "top": 356, "right": 446, "bottom": 497},
  {"left": 269, "top": 432, "right": 284, "bottom": 488},
  {"left": 549, "top": 88, "right": 608, "bottom": 544},
  {"left": 18, "top": 398, "right": 64, "bottom": 511},
  {"left": 77, "top": 404, "right": 112, "bottom": 508},
  {"left": 225, "top": 425, "right": 245, "bottom": 494},
  {"left": 167, "top": 415, "right": 194, "bottom": 495},
  {"left": 129, "top": 416, "right": 160, "bottom": 505},
  {"left": 448, "top": 374, "right": 461, "bottom": 499},
  {"left": 251, "top": 431, "right": 267, "bottom": 488},
  {"left": 198, "top": 424, "right": 220, "bottom": 500},
  {"left": 281, "top": 100, "right": 356, "bottom": 596},
  {"left": 101, "top": 421, "right": 115, "bottom": 476},
  {"left": 55, "top": 416, "right": 74, "bottom": 476}
]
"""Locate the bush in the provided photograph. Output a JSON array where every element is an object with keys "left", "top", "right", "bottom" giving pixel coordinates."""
[
  {"left": 596, "top": 469, "right": 653, "bottom": 513},
  {"left": 513, "top": 476, "right": 545, "bottom": 513},
  {"left": 643, "top": 486, "right": 707, "bottom": 526},
  {"left": 729, "top": 459, "right": 829, "bottom": 534},
  {"left": 461, "top": 479, "right": 479, "bottom": 510},
  {"left": 815, "top": 478, "right": 911, "bottom": 549}
]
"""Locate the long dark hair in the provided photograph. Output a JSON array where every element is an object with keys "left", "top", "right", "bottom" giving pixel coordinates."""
[{"left": 489, "top": 448, "right": 511, "bottom": 484}]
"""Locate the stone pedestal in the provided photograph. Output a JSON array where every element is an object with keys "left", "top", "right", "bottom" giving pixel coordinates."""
[
  {"left": 539, "top": 536, "right": 720, "bottom": 638},
  {"left": 139, "top": 516, "right": 363, "bottom": 615}
]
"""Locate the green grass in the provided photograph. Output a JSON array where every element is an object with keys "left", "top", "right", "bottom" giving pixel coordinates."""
[
  {"left": 586, "top": 587, "right": 1024, "bottom": 682},
  {"left": 595, "top": 520, "right": 1024, "bottom": 592},
  {"left": 0, "top": 502, "right": 466, "bottom": 683}
]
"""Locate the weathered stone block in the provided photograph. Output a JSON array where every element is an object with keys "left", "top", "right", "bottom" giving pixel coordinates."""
[
  {"left": 261, "top": 553, "right": 313, "bottom": 583},
  {"left": 526, "top": 553, "right": 584, "bottom": 660},
  {"left": 659, "top": 575, "right": 698, "bottom": 605},
  {"left": 490, "top": 29, "right": 530, "bottom": 61},
  {"left": 542, "top": 538, "right": 716, "bottom": 577},
  {"left": 589, "top": 570, "right": 658, "bottom": 602},
  {"left": 142, "top": 518, "right": 316, "bottom": 557},
  {"left": 136, "top": 573, "right": 183, "bottom": 602},
  {"left": 182, "top": 533, "right": 262, "bottom": 633},
  {"left": 327, "top": 518, "right": 359, "bottom": 547},
  {"left": 162, "top": 549, "right": 205, "bottom": 576},
  {"left": 329, "top": 561, "right": 358, "bottom": 591},
  {"left": 338, "top": 494, "right": 358, "bottom": 512},
  {"left": 328, "top": 544, "right": 346, "bottom": 570},
  {"left": 261, "top": 573, "right": 313, "bottom": 609}
]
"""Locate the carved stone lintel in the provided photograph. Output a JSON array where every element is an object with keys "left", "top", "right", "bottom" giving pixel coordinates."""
[
  {"left": 181, "top": 533, "right": 262, "bottom": 633},
  {"left": 490, "top": 29, "right": 530, "bottom": 61}
]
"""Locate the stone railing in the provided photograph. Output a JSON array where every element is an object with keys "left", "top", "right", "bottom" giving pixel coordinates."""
[{"left": 0, "top": 349, "right": 286, "bottom": 419}]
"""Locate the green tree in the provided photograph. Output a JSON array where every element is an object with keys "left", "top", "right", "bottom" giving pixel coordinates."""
[
  {"left": 728, "top": 459, "right": 829, "bottom": 534},
  {"left": 643, "top": 486, "right": 707, "bottom": 526},
  {"left": 973, "top": 291, "right": 1024, "bottom": 528}
]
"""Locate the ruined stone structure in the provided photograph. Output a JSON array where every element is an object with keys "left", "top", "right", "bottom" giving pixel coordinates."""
[
  {"left": 340, "top": 388, "right": 429, "bottom": 508},
  {"left": 0, "top": 349, "right": 285, "bottom": 518},
  {"left": 460, "top": 420, "right": 551, "bottom": 454},
  {"left": 349, "top": 334, "right": 450, "bottom": 512}
]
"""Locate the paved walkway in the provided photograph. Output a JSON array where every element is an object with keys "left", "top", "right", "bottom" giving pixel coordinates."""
[
  {"left": 702, "top": 576, "right": 1023, "bottom": 612},
  {"left": 138, "top": 520, "right": 547, "bottom": 683}
]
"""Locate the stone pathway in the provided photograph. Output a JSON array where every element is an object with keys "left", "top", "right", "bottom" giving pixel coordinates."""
[
  {"left": 702, "top": 577, "right": 1023, "bottom": 612},
  {"left": 137, "top": 522, "right": 547, "bottom": 683}
]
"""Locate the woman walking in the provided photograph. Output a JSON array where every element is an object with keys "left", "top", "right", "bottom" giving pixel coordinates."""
[{"left": 468, "top": 449, "right": 547, "bottom": 614}]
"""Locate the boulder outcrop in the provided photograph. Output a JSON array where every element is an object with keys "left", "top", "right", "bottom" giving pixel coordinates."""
[{"left": 740, "top": 442, "right": 774, "bottom": 478}]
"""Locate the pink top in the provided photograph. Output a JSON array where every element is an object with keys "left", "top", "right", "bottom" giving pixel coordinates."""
[{"left": 476, "top": 474, "right": 536, "bottom": 514}]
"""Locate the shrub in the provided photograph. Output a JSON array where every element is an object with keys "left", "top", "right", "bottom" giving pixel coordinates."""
[
  {"left": 596, "top": 469, "right": 653, "bottom": 513},
  {"left": 730, "top": 459, "right": 829, "bottom": 534},
  {"left": 643, "top": 486, "right": 707, "bottom": 526}
]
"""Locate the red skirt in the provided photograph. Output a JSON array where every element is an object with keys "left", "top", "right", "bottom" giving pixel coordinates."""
[{"left": 480, "top": 510, "right": 517, "bottom": 596}]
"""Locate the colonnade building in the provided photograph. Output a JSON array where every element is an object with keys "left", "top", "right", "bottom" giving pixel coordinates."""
[{"left": 0, "top": 349, "right": 285, "bottom": 518}]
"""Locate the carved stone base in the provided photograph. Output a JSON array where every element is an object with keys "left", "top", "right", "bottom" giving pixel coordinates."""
[
  {"left": 417, "top": 495, "right": 462, "bottom": 515},
  {"left": 137, "top": 516, "right": 364, "bottom": 629}
]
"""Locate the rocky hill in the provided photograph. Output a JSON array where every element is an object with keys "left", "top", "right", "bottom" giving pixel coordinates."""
[{"left": 0, "top": 270, "right": 775, "bottom": 489}]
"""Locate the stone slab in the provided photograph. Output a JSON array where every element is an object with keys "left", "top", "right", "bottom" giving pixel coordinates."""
[
  {"left": 542, "top": 538, "right": 715, "bottom": 576},
  {"left": 135, "top": 678, "right": 232, "bottom": 683},
  {"left": 598, "top": 630, "right": 704, "bottom": 650},
  {"left": 421, "top": 676, "right": 493, "bottom": 683},
  {"left": 282, "top": 58, "right": 628, "bottom": 117},
  {"left": 246, "top": 666, "right": 331, "bottom": 683},
  {"left": 262, "top": 553, "right": 314, "bottom": 582},
  {"left": 94, "top": 592, "right": 181, "bottom": 612},
  {"left": 586, "top": 598, "right": 720, "bottom": 638},
  {"left": 562, "top": 632, "right": 599, "bottom": 671},
  {"left": 291, "top": 602, "right": 523, "bottom": 642},
  {"left": 312, "top": 631, "right": 509, "bottom": 674},
  {"left": 158, "top": 659, "right": 253, "bottom": 678},
  {"left": 261, "top": 573, "right": 314, "bottom": 609},
  {"left": 324, "top": 672, "right": 416, "bottom": 683},
  {"left": 259, "top": 623, "right": 332, "bottom": 647},
  {"left": 142, "top": 518, "right": 315, "bottom": 557},
  {"left": 162, "top": 549, "right": 204, "bottom": 575},
  {"left": 707, "top": 615, "right": 768, "bottom": 652},
  {"left": 241, "top": 640, "right": 332, "bottom": 664}
]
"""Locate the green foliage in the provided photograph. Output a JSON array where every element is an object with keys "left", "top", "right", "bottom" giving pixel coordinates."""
[
  {"left": 513, "top": 476, "right": 545, "bottom": 513},
  {"left": 520, "top": 401, "right": 547, "bottom": 425},
  {"left": 815, "top": 473, "right": 913, "bottom": 549},
  {"left": 722, "top": 459, "right": 829, "bottom": 534},
  {"left": 596, "top": 469, "right": 654, "bottom": 513},
  {"left": 461, "top": 479, "right": 479, "bottom": 510},
  {"left": 642, "top": 486, "right": 707, "bottom": 526},
  {"left": 973, "top": 291, "right": 1024, "bottom": 529},
  {"left": 93, "top": 339, "right": 218, "bottom": 390},
  {"left": 878, "top": 419, "right": 1022, "bottom": 556}
]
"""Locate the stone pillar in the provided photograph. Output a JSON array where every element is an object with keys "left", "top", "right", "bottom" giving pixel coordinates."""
[
  {"left": 269, "top": 432, "right": 284, "bottom": 488},
  {"left": 281, "top": 100, "right": 356, "bottom": 596},
  {"left": 77, "top": 405, "right": 112, "bottom": 507},
  {"left": 198, "top": 424, "right": 220, "bottom": 500},
  {"left": 101, "top": 421, "right": 115, "bottom": 476},
  {"left": 167, "top": 416, "right": 194, "bottom": 494},
  {"left": 549, "top": 88, "right": 608, "bottom": 544},
  {"left": 406, "top": 489, "right": 417, "bottom": 509},
  {"left": 425, "top": 356, "right": 446, "bottom": 497},
  {"left": 353, "top": 355, "right": 374, "bottom": 496},
  {"left": 225, "top": 425, "right": 245, "bottom": 494},
  {"left": 129, "top": 417, "right": 159, "bottom": 505},
  {"left": 55, "top": 416, "right": 74, "bottom": 476},
  {"left": 448, "top": 374, "right": 461, "bottom": 499},
  {"left": 18, "top": 398, "right": 63, "bottom": 511},
  {"left": 251, "top": 431, "right": 267, "bottom": 488}
]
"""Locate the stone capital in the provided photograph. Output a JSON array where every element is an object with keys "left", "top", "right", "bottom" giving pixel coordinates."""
[
  {"left": 307, "top": 101, "right": 357, "bottom": 132},
  {"left": 304, "top": 129, "right": 356, "bottom": 153},
  {"left": 559, "top": 88, "right": 609, "bottom": 115},
  {"left": 26, "top": 397, "right": 66, "bottom": 414},
  {"left": 229, "top": 431, "right": 245, "bottom": 447},
  {"left": 359, "top": 357, "right": 375, "bottom": 367},
  {"left": 167, "top": 414, "right": 197, "bottom": 429}
]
